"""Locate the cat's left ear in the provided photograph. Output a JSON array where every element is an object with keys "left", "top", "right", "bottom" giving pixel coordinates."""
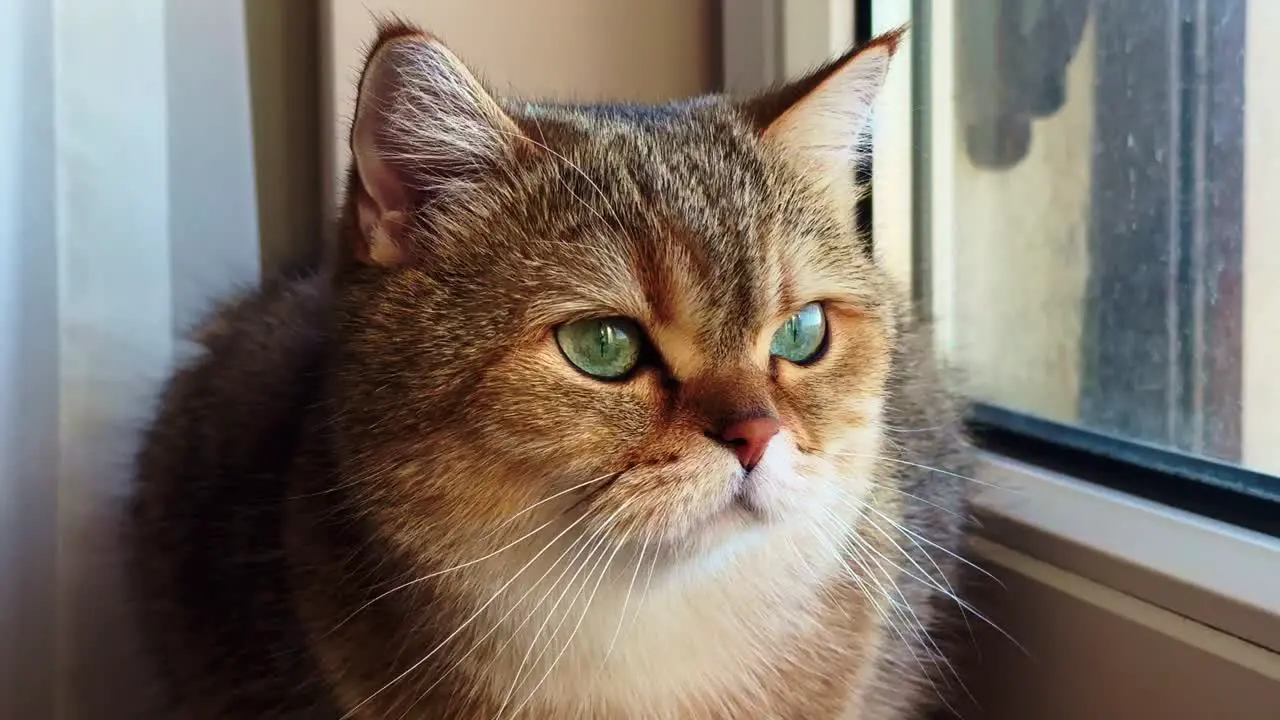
[
  {"left": 343, "top": 21, "right": 525, "bottom": 267},
  {"left": 742, "top": 28, "right": 904, "bottom": 193}
]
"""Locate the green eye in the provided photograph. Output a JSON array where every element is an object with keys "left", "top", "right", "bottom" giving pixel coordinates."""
[
  {"left": 770, "top": 303, "right": 827, "bottom": 364},
  {"left": 555, "top": 317, "right": 643, "bottom": 379}
]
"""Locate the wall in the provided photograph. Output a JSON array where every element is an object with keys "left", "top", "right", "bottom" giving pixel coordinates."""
[
  {"left": 1243, "top": 2, "right": 1280, "bottom": 475},
  {"left": 321, "top": 0, "right": 720, "bottom": 209}
]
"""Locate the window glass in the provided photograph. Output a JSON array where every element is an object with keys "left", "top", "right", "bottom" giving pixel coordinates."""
[{"left": 925, "top": 0, "right": 1280, "bottom": 483}]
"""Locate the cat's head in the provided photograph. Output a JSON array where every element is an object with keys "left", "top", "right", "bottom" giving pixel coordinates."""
[{"left": 332, "top": 22, "right": 903, "bottom": 576}]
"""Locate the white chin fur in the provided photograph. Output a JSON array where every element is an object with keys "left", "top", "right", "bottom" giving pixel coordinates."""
[{"left": 742, "top": 430, "right": 873, "bottom": 523}]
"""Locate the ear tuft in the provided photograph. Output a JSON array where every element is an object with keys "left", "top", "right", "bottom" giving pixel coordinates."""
[
  {"left": 744, "top": 27, "right": 906, "bottom": 196},
  {"left": 344, "top": 24, "right": 522, "bottom": 267}
]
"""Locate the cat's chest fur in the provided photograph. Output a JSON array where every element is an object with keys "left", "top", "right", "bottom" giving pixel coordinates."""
[{"left": 379, "top": 521, "right": 885, "bottom": 720}]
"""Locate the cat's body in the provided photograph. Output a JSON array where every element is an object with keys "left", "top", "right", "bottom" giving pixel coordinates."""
[{"left": 129, "top": 23, "right": 973, "bottom": 720}]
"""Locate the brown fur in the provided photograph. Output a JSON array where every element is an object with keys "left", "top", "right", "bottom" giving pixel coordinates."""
[{"left": 128, "top": 20, "right": 972, "bottom": 720}]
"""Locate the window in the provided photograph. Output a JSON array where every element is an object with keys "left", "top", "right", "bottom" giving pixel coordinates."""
[{"left": 915, "top": 0, "right": 1280, "bottom": 523}]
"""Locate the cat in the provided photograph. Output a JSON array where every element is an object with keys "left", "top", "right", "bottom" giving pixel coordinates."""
[{"left": 127, "top": 19, "right": 973, "bottom": 720}]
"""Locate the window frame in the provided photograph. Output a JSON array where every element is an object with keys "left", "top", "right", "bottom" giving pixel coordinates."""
[{"left": 972, "top": 450, "right": 1280, "bottom": 655}]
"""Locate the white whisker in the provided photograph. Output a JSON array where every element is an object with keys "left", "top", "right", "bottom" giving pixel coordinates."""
[
  {"left": 476, "top": 523, "right": 610, "bottom": 713},
  {"left": 392, "top": 521, "right": 599, "bottom": 719},
  {"left": 328, "top": 516, "right": 559, "bottom": 636},
  {"left": 863, "top": 503, "right": 1002, "bottom": 587},
  {"left": 821, "top": 518, "right": 957, "bottom": 713},
  {"left": 826, "top": 512, "right": 963, "bottom": 710},
  {"left": 623, "top": 506, "right": 665, "bottom": 639},
  {"left": 507, "top": 531, "right": 626, "bottom": 719},
  {"left": 830, "top": 451, "right": 1008, "bottom": 491},
  {"left": 483, "top": 471, "right": 621, "bottom": 538},
  {"left": 513, "top": 524, "right": 618, "bottom": 687},
  {"left": 850, "top": 508, "right": 976, "bottom": 666},
  {"left": 333, "top": 470, "right": 618, "bottom": 637},
  {"left": 497, "top": 513, "right": 619, "bottom": 716},
  {"left": 802, "top": 518, "right": 896, "bottom": 623},
  {"left": 601, "top": 532, "right": 647, "bottom": 667},
  {"left": 819, "top": 510, "right": 928, "bottom": 647},
  {"left": 861, "top": 477, "right": 971, "bottom": 520},
  {"left": 339, "top": 511, "right": 594, "bottom": 719},
  {"left": 841, "top": 511, "right": 1024, "bottom": 654}
]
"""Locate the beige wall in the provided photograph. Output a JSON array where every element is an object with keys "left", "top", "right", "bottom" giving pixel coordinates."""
[
  {"left": 1244, "top": 3, "right": 1280, "bottom": 475},
  {"left": 321, "top": 0, "right": 720, "bottom": 209}
]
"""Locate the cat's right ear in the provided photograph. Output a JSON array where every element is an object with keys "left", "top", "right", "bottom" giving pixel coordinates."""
[
  {"left": 739, "top": 29, "right": 903, "bottom": 201},
  {"left": 345, "top": 23, "right": 524, "bottom": 266}
]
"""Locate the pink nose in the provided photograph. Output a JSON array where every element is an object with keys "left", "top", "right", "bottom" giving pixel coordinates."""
[{"left": 719, "top": 417, "right": 780, "bottom": 471}]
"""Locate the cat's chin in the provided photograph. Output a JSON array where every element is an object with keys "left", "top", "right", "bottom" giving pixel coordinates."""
[{"left": 654, "top": 492, "right": 772, "bottom": 570}]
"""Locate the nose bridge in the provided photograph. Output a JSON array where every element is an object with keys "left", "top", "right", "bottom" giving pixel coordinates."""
[
  {"left": 668, "top": 243, "right": 778, "bottom": 431},
  {"left": 683, "top": 369, "right": 777, "bottom": 433}
]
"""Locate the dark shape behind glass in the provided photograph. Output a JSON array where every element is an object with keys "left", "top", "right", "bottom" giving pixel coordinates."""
[{"left": 957, "top": 0, "right": 1091, "bottom": 169}]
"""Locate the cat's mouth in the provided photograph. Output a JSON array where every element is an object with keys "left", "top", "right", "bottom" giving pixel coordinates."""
[
  {"left": 686, "top": 472, "right": 772, "bottom": 540},
  {"left": 700, "top": 489, "right": 759, "bottom": 528},
  {"left": 567, "top": 451, "right": 792, "bottom": 561},
  {"left": 729, "top": 477, "right": 767, "bottom": 517},
  {"left": 684, "top": 446, "right": 794, "bottom": 539}
]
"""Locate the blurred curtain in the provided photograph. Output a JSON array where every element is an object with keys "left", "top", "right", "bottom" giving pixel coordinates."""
[{"left": 0, "top": 1, "right": 261, "bottom": 716}]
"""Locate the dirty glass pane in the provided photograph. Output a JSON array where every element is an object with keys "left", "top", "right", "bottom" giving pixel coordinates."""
[{"left": 932, "top": 0, "right": 1279, "bottom": 482}]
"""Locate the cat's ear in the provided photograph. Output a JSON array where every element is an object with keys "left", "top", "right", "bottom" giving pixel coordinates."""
[
  {"left": 742, "top": 28, "right": 904, "bottom": 194},
  {"left": 346, "top": 22, "right": 523, "bottom": 266}
]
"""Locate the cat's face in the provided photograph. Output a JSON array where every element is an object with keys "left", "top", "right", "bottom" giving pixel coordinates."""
[{"left": 333, "top": 26, "right": 902, "bottom": 576}]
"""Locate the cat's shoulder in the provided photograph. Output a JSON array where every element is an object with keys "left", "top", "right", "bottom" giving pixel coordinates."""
[
  {"left": 143, "top": 273, "right": 330, "bottom": 453},
  {"left": 190, "top": 273, "right": 329, "bottom": 358}
]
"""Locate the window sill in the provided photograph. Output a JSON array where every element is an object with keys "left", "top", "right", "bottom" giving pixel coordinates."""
[{"left": 971, "top": 450, "right": 1280, "bottom": 654}]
